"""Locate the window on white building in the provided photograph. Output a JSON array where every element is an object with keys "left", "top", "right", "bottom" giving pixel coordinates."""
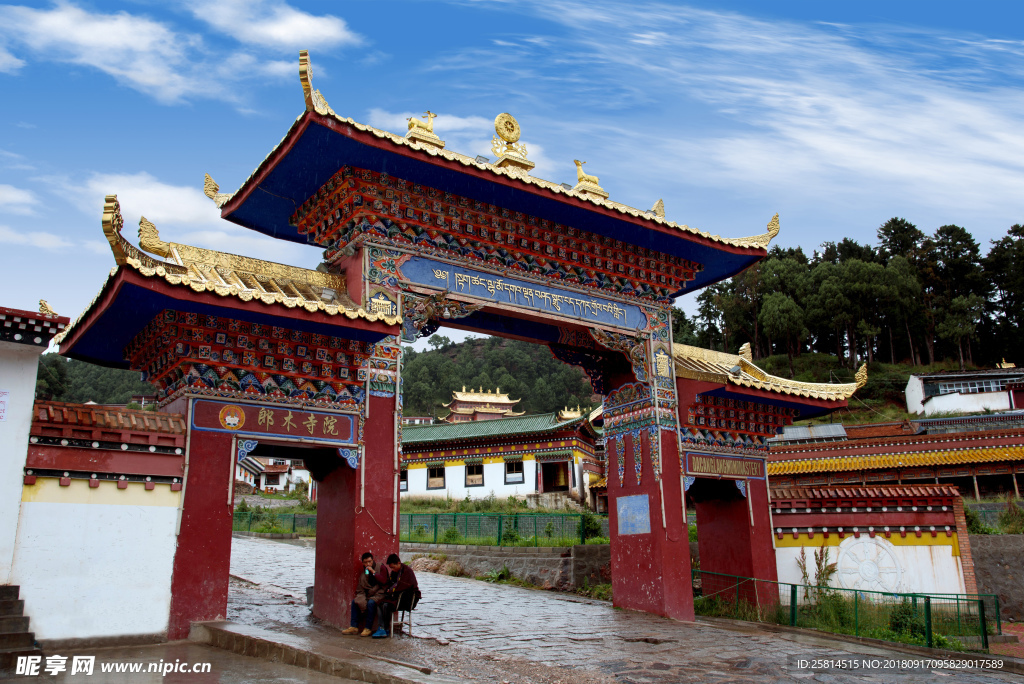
[
  {"left": 427, "top": 466, "right": 445, "bottom": 489},
  {"left": 400, "top": 469, "right": 408, "bottom": 491},
  {"left": 265, "top": 474, "right": 280, "bottom": 486},
  {"left": 505, "top": 461, "right": 524, "bottom": 484},
  {"left": 466, "top": 463, "right": 484, "bottom": 487}
]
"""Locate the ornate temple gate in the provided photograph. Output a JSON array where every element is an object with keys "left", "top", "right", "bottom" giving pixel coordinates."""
[{"left": 49, "top": 52, "right": 862, "bottom": 640}]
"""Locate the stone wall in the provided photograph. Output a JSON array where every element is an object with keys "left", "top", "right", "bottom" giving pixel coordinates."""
[
  {"left": 970, "top": 534, "right": 1024, "bottom": 621},
  {"left": 400, "top": 543, "right": 610, "bottom": 591}
]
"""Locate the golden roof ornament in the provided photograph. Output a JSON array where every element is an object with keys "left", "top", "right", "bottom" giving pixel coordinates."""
[
  {"left": 298, "top": 50, "right": 335, "bottom": 117},
  {"left": 39, "top": 300, "right": 58, "bottom": 317},
  {"left": 572, "top": 160, "right": 609, "bottom": 199},
  {"left": 491, "top": 113, "right": 535, "bottom": 176},
  {"left": 855, "top": 363, "right": 868, "bottom": 389},
  {"left": 138, "top": 217, "right": 171, "bottom": 258},
  {"left": 738, "top": 342, "right": 753, "bottom": 362},
  {"left": 651, "top": 199, "right": 665, "bottom": 218},
  {"left": 203, "top": 174, "right": 234, "bottom": 208},
  {"left": 405, "top": 111, "right": 445, "bottom": 149}
]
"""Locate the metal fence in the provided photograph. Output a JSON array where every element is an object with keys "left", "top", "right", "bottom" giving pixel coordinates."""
[
  {"left": 966, "top": 501, "right": 1020, "bottom": 529},
  {"left": 232, "top": 511, "right": 317, "bottom": 536},
  {"left": 692, "top": 569, "right": 999, "bottom": 652},
  {"left": 399, "top": 513, "right": 606, "bottom": 547}
]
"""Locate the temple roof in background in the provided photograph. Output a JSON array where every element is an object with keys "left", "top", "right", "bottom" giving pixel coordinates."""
[
  {"left": 403, "top": 411, "right": 592, "bottom": 447},
  {"left": 674, "top": 342, "right": 866, "bottom": 403}
]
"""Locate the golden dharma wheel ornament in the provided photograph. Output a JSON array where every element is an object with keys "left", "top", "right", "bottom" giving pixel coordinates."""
[{"left": 494, "top": 113, "right": 521, "bottom": 143}]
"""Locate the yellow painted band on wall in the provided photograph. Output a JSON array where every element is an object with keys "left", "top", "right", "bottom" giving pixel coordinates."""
[
  {"left": 407, "top": 463, "right": 428, "bottom": 470},
  {"left": 22, "top": 478, "right": 182, "bottom": 507},
  {"left": 775, "top": 532, "right": 960, "bottom": 556}
]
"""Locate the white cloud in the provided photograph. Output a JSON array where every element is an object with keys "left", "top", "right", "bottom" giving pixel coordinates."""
[
  {"left": 434, "top": 0, "right": 1024, "bottom": 241},
  {"left": 62, "top": 171, "right": 320, "bottom": 267},
  {"left": 0, "top": 184, "right": 37, "bottom": 214},
  {"left": 0, "top": 44, "right": 24, "bottom": 72},
  {"left": 0, "top": 2, "right": 206, "bottom": 103},
  {"left": 0, "top": 224, "right": 72, "bottom": 249},
  {"left": 0, "top": 1, "right": 332, "bottom": 104},
  {"left": 187, "top": 0, "right": 362, "bottom": 50}
]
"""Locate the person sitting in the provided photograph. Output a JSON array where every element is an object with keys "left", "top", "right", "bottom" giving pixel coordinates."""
[
  {"left": 342, "top": 552, "right": 381, "bottom": 636},
  {"left": 371, "top": 553, "right": 418, "bottom": 638}
]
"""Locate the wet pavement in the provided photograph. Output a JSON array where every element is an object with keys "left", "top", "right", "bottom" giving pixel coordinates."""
[{"left": 229, "top": 534, "right": 1023, "bottom": 683}]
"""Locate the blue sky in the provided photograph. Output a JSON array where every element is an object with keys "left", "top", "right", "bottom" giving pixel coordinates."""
[{"left": 2, "top": 1, "right": 1023, "bottom": 350}]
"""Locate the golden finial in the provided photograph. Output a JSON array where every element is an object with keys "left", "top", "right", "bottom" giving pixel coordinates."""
[
  {"left": 203, "top": 174, "right": 233, "bottom": 208},
  {"left": 572, "top": 160, "right": 609, "bottom": 199},
  {"left": 39, "top": 300, "right": 57, "bottom": 317},
  {"left": 738, "top": 342, "right": 753, "bottom": 362},
  {"left": 651, "top": 199, "right": 665, "bottom": 218},
  {"left": 736, "top": 213, "right": 781, "bottom": 249},
  {"left": 101, "top": 194, "right": 127, "bottom": 265},
  {"left": 855, "top": 363, "right": 868, "bottom": 390},
  {"left": 491, "top": 113, "right": 534, "bottom": 176},
  {"left": 298, "top": 50, "right": 334, "bottom": 116},
  {"left": 138, "top": 217, "right": 171, "bottom": 258},
  {"left": 405, "top": 111, "right": 445, "bottom": 149}
]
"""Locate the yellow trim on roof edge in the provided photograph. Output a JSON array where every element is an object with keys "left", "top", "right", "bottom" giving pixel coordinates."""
[{"left": 768, "top": 446, "right": 1024, "bottom": 476}]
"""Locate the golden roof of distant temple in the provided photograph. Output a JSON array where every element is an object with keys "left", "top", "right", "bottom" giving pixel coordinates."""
[
  {"left": 673, "top": 343, "right": 866, "bottom": 402},
  {"left": 206, "top": 51, "right": 782, "bottom": 252},
  {"left": 444, "top": 386, "right": 520, "bottom": 406},
  {"left": 557, "top": 406, "right": 584, "bottom": 421},
  {"left": 54, "top": 195, "right": 401, "bottom": 345}
]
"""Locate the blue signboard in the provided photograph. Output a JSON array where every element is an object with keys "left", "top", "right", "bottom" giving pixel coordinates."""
[
  {"left": 399, "top": 256, "right": 647, "bottom": 330},
  {"left": 616, "top": 494, "right": 652, "bottom": 535}
]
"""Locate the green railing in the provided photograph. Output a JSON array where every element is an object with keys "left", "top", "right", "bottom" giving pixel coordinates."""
[
  {"left": 692, "top": 569, "right": 999, "bottom": 652},
  {"left": 400, "top": 513, "right": 595, "bottom": 547},
  {"left": 232, "top": 511, "right": 317, "bottom": 536}
]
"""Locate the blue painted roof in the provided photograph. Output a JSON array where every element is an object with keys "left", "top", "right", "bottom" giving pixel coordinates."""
[{"left": 222, "top": 114, "right": 767, "bottom": 295}]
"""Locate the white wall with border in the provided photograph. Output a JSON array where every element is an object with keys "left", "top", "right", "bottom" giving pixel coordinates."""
[
  {"left": 0, "top": 341, "right": 43, "bottom": 583},
  {"left": 11, "top": 479, "right": 180, "bottom": 640},
  {"left": 776, "top": 534, "right": 966, "bottom": 596},
  {"left": 922, "top": 391, "right": 1010, "bottom": 417}
]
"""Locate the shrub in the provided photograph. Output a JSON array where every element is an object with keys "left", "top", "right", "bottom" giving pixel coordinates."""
[
  {"left": 236, "top": 498, "right": 251, "bottom": 513},
  {"left": 585, "top": 536, "right": 610, "bottom": 545},
  {"left": 501, "top": 519, "right": 521, "bottom": 545},
  {"left": 965, "top": 506, "right": 996, "bottom": 534},
  {"left": 482, "top": 565, "right": 512, "bottom": 583},
  {"left": 688, "top": 523, "right": 698, "bottom": 542},
  {"left": 440, "top": 527, "right": 464, "bottom": 544},
  {"left": 580, "top": 509, "right": 603, "bottom": 541},
  {"left": 888, "top": 599, "right": 926, "bottom": 637},
  {"left": 544, "top": 521, "right": 556, "bottom": 538},
  {"left": 999, "top": 496, "right": 1024, "bottom": 534}
]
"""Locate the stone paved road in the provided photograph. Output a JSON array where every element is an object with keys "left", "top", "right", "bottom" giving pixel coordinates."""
[{"left": 229, "top": 535, "right": 1021, "bottom": 683}]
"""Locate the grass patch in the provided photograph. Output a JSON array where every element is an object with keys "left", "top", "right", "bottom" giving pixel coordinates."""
[{"left": 401, "top": 493, "right": 569, "bottom": 515}]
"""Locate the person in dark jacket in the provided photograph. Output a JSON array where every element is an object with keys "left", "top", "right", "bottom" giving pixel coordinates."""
[
  {"left": 371, "top": 553, "right": 418, "bottom": 638},
  {"left": 342, "top": 552, "right": 381, "bottom": 636}
]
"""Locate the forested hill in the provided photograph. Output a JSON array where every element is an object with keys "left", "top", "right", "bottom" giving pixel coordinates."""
[
  {"left": 36, "top": 355, "right": 154, "bottom": 405},
  {"left": 402, "top": 336, "right": 597, "bottom": 418},
  {"left": 674, "top": 218, "right": 1024, "bottom": 374}
]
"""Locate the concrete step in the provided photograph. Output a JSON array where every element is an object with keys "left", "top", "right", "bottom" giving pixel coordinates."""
[
  {"left": 0, "top": 586, "right": 19, "bottom": 601},
  {"left": 0, "top": 600, "right": 24, "bottom": 617},
  {"left": 191, "top": 621, "right": 464, "bottom": 684},
  {"left": 0, "top": 631, "right": 35, "bottom": 649},
  {"left": 0, "top": 616, "right": 29, "bottom": 633}
]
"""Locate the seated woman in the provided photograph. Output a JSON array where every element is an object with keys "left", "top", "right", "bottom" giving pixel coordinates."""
[
  {"left": 372, "top": 553, "right": 418, "bottom": 638},
  {"left": 342, "top": 552, "right": 381, "bottom": 636}
]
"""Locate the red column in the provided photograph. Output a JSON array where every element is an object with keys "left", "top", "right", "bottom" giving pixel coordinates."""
[
  {"left": 312, "top": 394, "right": 398, "bottom": 628},
  {"left": 694, "top": 477, "right": 776, "bottom": 606},
  {"left": 167, "top": 426, "right": 234, "bottom": 639},
  {"left": 607, "top": 409, "right": 694, "bottom": 621}
]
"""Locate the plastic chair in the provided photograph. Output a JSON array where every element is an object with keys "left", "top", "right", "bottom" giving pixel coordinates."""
[{"left": 390, "top": 587, "right": 421, "bottom": 637}]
